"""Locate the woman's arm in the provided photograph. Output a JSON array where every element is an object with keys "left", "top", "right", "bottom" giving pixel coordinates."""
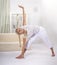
[
  {"left": 18, "top": 5, "right": 27, "bottom": 48},
  {"left": 18, "top": 5, "right": 26, "bottom": 25}
]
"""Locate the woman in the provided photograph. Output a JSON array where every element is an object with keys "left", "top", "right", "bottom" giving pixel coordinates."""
[{"left": 16, "top": 25, "right": 55, "bottom": 59}]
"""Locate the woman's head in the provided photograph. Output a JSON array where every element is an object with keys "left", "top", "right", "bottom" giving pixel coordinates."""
[{"left": 16, "top": 28, "right": 24, "bottom": 35}]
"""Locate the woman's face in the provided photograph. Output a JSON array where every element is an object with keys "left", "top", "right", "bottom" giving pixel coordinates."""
[{"left": 16, "top": 28, "right": 24, "bottom": 34}]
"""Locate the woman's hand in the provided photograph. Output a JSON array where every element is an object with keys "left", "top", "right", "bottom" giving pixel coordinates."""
[{"left": 18, "top": 5, "right": 24, "bottom": 9}]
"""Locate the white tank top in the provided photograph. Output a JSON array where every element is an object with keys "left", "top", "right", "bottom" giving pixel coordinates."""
[{"left": 20, "top": 25, "right": 40, "bottom": 39}]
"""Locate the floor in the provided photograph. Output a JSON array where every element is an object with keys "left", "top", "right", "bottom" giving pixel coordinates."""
[{"left": 0, "top": 43, "right": 57, "bottom": 65}]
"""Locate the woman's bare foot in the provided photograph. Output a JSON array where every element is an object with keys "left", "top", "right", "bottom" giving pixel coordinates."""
[
  {"left": 52, "top": 53, "right": 55, "bottom": 57},
  {"left": 50, "top": 48, "right": 55, "bottom": 57},
  {"left": 16, "top": 54, "right": 24, "bottom": 59}
]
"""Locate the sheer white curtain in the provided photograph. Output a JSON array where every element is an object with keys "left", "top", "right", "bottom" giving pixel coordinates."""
[{"left": 0, "top": 0, "right": 10, "bottom": 33}]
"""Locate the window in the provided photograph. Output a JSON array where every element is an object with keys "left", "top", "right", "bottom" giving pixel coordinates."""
[{"left": 0, "top": 0, "right": 10, "bottom": 33}]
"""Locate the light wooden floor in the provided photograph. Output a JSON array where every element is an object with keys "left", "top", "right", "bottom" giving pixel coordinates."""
[{"left": 0, "top": 43, "right": 57, "bottom": 65}]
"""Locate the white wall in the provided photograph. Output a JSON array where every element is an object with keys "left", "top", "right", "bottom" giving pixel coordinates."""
[{"left": 40, "top": 0, "right": 57, "bottom": 43}]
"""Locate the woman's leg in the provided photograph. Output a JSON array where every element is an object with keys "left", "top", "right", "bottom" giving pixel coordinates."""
[
  {"left": 26, "top": 33, "right": 40, "bottom": 49},
  {"left": 38, "top": 27, "right": 55, "bottom": 56},
  {"left": 16, "top": 34, "right": 38, "bottom": 59}
]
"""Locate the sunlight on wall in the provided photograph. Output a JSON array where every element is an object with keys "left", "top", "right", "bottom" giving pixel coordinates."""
[{"left": 40, "top": 0, "right": 57, "bottom": 43}]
